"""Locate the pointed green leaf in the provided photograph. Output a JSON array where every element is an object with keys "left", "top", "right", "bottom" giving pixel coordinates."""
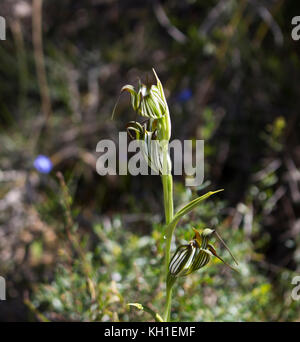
[{"left": 175, "top": 189, "right": 224, "bottom": 223}]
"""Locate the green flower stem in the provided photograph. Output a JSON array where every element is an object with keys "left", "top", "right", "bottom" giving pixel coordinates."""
[
  {"left": 164, "top": 219, "right": 176, "bottom": 276},
  {"left": 159, "top": 103, "right": 174, "bottom": 322},
  {"left": 163, "top": 284, "right": 173, "bottom": 322},
  {"left": 161, "top": 173, "right": 174, "bottom": 322},
  {"left": 161, "top": 174, "right": 173, "bottom": 225},
  {"left": 163, "top": 219, "right": 176, "bottom": 321}
]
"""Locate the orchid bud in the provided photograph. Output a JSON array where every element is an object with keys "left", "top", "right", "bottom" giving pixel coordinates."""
[{"left": 126, "top": 120, "right": 171, "bottom": 175}]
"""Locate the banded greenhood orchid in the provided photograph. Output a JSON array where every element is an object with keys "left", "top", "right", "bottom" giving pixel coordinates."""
[{"left": 112, "top": 69, "right": 228, "bottom": 321}]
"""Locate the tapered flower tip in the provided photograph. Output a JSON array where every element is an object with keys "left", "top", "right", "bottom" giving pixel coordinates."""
[
  {"left": 192, "top": 227, "right": 215, "bottom": 245},
  {"left": 152, "top": 68, "right": 159, "bottom": 82},
  {"left": 152, "top": 68, "right": 165, "bottom": 96},
  {"left": 202, "top": 228, "right": 215, "bottom": 237}
]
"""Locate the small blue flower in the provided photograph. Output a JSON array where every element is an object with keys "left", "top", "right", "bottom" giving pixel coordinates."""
[
  {"left": 177, "top": 89, "right": 192, "bottom": 102},
  {"left": 33, "top": 155, "right": 53, "bottom": 174}
]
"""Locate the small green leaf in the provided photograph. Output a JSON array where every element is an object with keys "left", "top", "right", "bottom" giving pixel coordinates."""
[
  {"left": 128, "top": 303, "right": 144, "bottom": 310},
  {"left": 127, "top": 303, "right": 164, "bottom": 322}
]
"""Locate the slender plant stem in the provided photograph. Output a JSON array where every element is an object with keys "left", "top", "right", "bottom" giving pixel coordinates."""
[
  {"left": 164, "top": 285, "right": 173, "bottom": 322},
  {"left": 161, "top": 173, "right": 174, "bottom": 321},
  {"left": 162, "top": 174, "right": 173, "bottom": 225}
]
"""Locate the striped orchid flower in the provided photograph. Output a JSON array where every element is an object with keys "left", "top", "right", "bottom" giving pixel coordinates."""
[{"left": 168, "top": 228, "right": 238, "bottom": 288}]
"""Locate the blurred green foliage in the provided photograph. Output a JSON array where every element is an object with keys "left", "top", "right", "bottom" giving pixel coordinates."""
[{"left": 30, "top": 186, "right": 299, "bottom": 321}]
